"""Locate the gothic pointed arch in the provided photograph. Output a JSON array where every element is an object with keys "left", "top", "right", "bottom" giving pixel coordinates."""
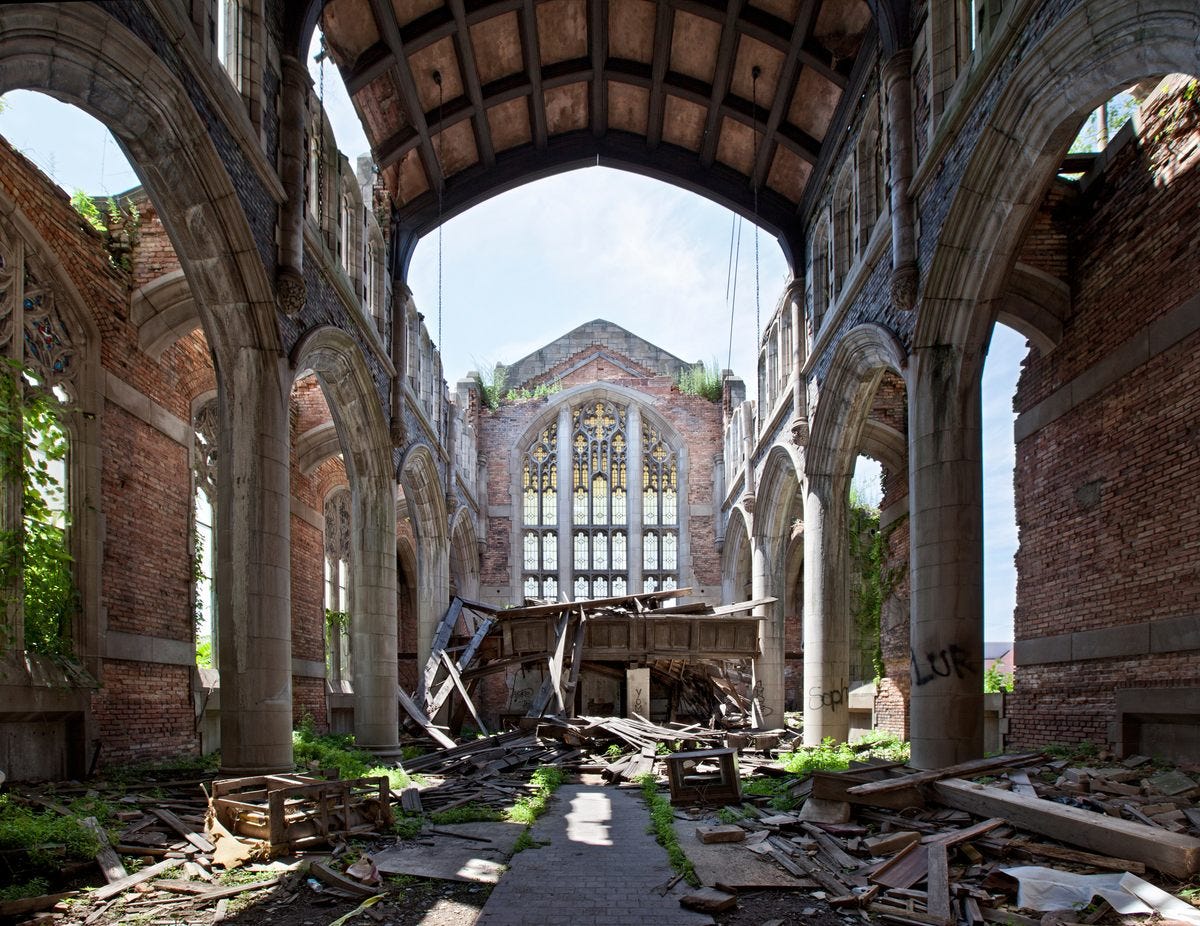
[
  {"left": 292, "top": 326, "right": 399, "bottom": 755},
  {"left": 914, "top": 0, "right": 1200, "bottom": 368},
  {"left": 449, "top": 508, "right": 480, "bottom": 602},
  {"left": 400, "top": 442, "right": 449, "bottom": 682}
]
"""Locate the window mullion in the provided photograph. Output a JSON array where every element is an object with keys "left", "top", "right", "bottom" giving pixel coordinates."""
[{"left": 626, "top": 406, "right": 643, "bottom": 594}]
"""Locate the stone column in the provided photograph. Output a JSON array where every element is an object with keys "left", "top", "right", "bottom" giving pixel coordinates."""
[
  {"left": 884, "top": 49, "right": 917, "bottom": 311},
  {"left": 217, "top": 347, "right": 293, "bottom": 774},
  {"left": 751, "top": 536, "right": 785, "bottom": 725},
  {"left": 626, "top": 405, "right": 643, "bottom": 594},
  {"left": 908, "top": 344, "right": 984, "bottom": 768},
  {"left": 802, "top": 471, "right": 850, "bottom": 745},
  {"left": 276, "top": 55, "right": 309, "bottom": 316},
  {"left": 352, "top": 478, "right": 400, "bottom": 757}
]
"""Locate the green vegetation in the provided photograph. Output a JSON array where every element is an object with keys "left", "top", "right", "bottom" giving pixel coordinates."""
[
  {"left": 777, "top": 732, "right": 909, "bottom": 777},
  {"left": 101, "top": 750, "right": 221, "bottom": 785},
  {"left": 475, "top": 364, "right": 508, "bottom": 410},
  {"left": 0, "top": 793, "right": 104, "bottom": 899},
  {"left": 0, "top": 361, "right": 78, "bottom": 658},
  {"left": 716, "top": 806, "right": 743, "bottom": 824},
  {"left": 392, "top": 814, "right": 424, "bottom": 840},
  {"left": 740, "top": 777, "right": 798, "bottom": 811},
  {"left": 70, "top": 190, "right": 105, "bottom": 232},
  {"left": 429, "top": 804, "right": 504, "bottom": 825},
  {"left": 638, "top": 774, "right": 699, "bottom": 886},
  {"left": 292, "top": 721, "right": 410, "bottom": 789},
  {"left": 677, "top": 360, "right": 723, "bottom": 403},
  {"left": 848, "top": 490, "right": 905, "bottom": 684},
  {"left": 984, "top": 660, "right": 1014, "bottom": 693},
  {"left": 504, "top": 382, "right": 562, "bottom": 403},
  {"left": 505, "top": 765, "right": 564, "bottom": 825}
]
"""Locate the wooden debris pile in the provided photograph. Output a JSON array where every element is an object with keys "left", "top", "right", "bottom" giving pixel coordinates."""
[
  {"left": 398, "top": 590, "right": 771, "bottom": 748},
  {"left": 678, "top": 751, "right": 1200, "bottom": 925},
  {"left": 398, "top": 730, "right": 586, "bottom": 814}
]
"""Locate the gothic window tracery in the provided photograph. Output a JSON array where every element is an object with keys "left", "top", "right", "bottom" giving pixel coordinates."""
[
  {"left": 641, "top": 424, "right": 679, "bottom": 593},
  {"left": 572, "top": 401, "right": 628, "bottom": 599},
  {"left": 521, "top": 423, "right": 558, "bottom": 600},
  {"left": 520, "top": 399, "right": 681, "bottom": 602}
]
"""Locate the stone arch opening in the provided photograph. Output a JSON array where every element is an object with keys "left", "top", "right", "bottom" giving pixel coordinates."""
[
  {"left": 399, "top": 442, "right": 449, "bottom": 694},
  {"left": 292, "top": 326, "right": 398, "bottom": 756}
]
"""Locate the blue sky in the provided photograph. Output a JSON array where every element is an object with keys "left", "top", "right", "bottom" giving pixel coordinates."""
[{"left": 0, "top": 61, "right": 1025, "bottom": 641}]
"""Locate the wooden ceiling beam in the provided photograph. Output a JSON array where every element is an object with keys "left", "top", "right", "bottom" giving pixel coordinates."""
[
  {"left": 699, "top": 0, "right": 744, "bottom": 168},
  {"left": 367, "top": 0, "right": 445, "bottom": 192},
  {"left": 344, "top": 41, "right": 394, "bottom": 96},
  {"left": 447, "top": 0, "right": 496, "bottom": 168},
  {"left": 752, "top": 0, "right": 820, "bottom": 189},
  {"left": 645, "top": 2, "right": 676, "bottom": 148},
  {"left": 519, "top": 0, "right": 549, "bottom": 149},
  {"left": 589, "top": 0, "right": 608, "bottom": 138}
]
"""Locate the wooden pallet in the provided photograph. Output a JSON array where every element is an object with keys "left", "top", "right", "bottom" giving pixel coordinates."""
[{"left": 210, "top": 773, "right": 393, "bottom": 856}]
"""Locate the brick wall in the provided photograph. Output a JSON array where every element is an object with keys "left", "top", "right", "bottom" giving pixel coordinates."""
[
  {"left": 91, "top": 662, "right": 197, "bottom": 766},
  {"left": 1009, "top": 81, "right": 1200, "bottom": 747}
]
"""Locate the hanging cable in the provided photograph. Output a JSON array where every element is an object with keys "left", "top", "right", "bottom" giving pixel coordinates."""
[
  {"left": 751, "top": 65, "right": 762, "bottom": 349},
  {"left": 726, "top": 217, "right": 742, "bottom": 374},
  {"left": 434, "top": 70, "right": 444, "bottom": 353}
]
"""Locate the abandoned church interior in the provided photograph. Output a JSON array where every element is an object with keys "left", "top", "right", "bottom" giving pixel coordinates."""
[{"left": 2, "top": 0, "right": 1199, "bottom": 843}]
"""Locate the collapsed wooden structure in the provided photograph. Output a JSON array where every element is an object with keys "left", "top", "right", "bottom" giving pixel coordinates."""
[{"left": 399, "top": 589, "right": 769, "bottom": 741}]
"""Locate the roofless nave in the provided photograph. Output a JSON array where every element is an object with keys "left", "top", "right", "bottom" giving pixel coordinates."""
[{"left": 0, "top": 0, "right": 1199, "bottom": 784}]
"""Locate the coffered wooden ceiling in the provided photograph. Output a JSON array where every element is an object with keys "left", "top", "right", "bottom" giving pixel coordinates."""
[{"left": 320, "top": 0, "right": 874, "bottom": 265}]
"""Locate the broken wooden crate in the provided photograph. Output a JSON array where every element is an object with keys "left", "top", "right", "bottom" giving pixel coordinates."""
[
  {"left": 209, "top": 773, "right": 393, "bottom": 855},
  {"left": 666, "top": 747, "right": 742, "bottom": 805}
]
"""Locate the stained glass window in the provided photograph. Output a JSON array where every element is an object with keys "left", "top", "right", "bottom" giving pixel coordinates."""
[
  {"left": 571, "top": 401, "right": 627, "bottom": 598},
  {"left": 642, "top": 424, "right": 680, "bottom": 593},
  {"left": 521, "top": 423, "right": 558, "bottom": 599},
  {"left": 520, "top": 402, "right": 680, "bottom": 602}
]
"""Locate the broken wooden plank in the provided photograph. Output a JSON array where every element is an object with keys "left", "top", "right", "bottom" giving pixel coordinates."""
[
  {"left": 398, "top": 687, "right": 456, "bottom": 748},
  {"left": 847, "top": 753, "right": 1042, "bottom": 797},
  {"left": 813, "top": 769, "right": 925, "bottom": 810},
  {"left": 696, "top": 824, "right": 745, "bottom": 844},
  {"left": 439, "top": 650, "right": 489, "bottom": 735},
  {"left": 79, "top": 816, "right": 127, "bottom": 884},
  {"left": 151, "top": 807, "right": 216, "bottom": 854},
  {"left": 310, "top": 861, "right": 380, "bottom": 898},
  {"left": 993, "top": 836, "right": 1147, "bottom": 873},
  {"left": 93, "top": 858, "right": 183, "bottom": 901},
  {"left": 0, "top": 891, "right": 76, "bottom": 918},
  {"left": 933, "top": 777, "right": 1200, "bottom": 878},
  {"left": 925, "top": 844, "right": 952, "bottom": 926},
  {"left": 870, "top": 819, "right": 1005, "bottom": 890}
]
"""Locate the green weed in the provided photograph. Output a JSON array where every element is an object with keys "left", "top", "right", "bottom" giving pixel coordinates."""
[{"left": 638, "top": 775, "right": 699, "bottom": 887}]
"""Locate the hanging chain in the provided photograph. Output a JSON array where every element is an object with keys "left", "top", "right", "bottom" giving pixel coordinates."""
[
  {"left": 751, "top": 65, "right": 761, "bottom": 350},
  {"left": 434, "top": 70, "right": 444, "bottom": 353},
  {"left": 316, "top": 35, "right": 327, "bottom": 225}
]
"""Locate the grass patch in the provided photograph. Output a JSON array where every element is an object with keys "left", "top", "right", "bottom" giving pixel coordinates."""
[
  {"left": 740, "top": 777, "right": 798, "bottom": 811},
  {"left": 430, "top": 804, "right": 504, "bottom": 825},
  {"left": 392, "top": 813, "right": 424, "bottom": 839},
  {"left": 716, "top": 806, "right": 743, "bottom": 824},
  {"left": 505, "top": 766, "right": 564, "bottom": 826},
  {"left": 0, "top": 878, "right": 50, "bottom": 902},
  {"left": 0, "top": 795, "right": 99, "bottom": 866},
  {"left": 101, "top": 750, "right": 221, "bottom": 785},
  {"left": 638, "top": 774, "right": 699, "bottom": 887},
  {"left": 292, "top": 724, "right": 410, "bottom": 789},
  {"left": 777, "top": 732, "right": 909, "bottom": 777},
  {"left": 511, "top": 829, "right": 548, "bottom": 854}
]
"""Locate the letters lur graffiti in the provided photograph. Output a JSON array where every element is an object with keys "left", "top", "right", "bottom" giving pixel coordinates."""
[{"left": 910, "top": 644, "right": 976, "bottom": 686}]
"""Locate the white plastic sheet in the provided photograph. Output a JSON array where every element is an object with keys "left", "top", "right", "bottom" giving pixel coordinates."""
[{"left": 1001, "top": 866, "right": 1200, "bottom": 923}]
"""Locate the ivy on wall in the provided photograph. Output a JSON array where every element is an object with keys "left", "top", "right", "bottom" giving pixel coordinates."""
[{"left": 0, "top": 361, "right": 77, "bottom": 657}]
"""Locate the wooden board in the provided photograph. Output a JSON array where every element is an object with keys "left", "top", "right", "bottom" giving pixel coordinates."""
[
  {"left": 675, "top": 825, "right": 815, "bottom": 890},
  {"left": 846, "top": 753, "right": 1042, "bottom": 797},
  {"left": 933, "top": 777, "right": 1200, "bottom": 878},
  {"left": 93, "top": 858, "right": 182, "bottom": 901},
  {"left": 79, "top": 816, "right": 127, "bottom": 884},
  {"left": 813, "top": 770, "right": 925, "bottom": 810}
]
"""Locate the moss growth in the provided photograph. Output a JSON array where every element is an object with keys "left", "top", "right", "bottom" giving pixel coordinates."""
[{"left": 638, "top": 775, "right": 699, "bottom": 887}]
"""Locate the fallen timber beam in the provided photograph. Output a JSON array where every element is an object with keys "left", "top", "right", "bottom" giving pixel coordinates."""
[
  {"left": 932, "top": 777, "right": 1200, "bottom": 878},
  {"left": 846, "top": 753, "right": 1043, "bottom": 796}
]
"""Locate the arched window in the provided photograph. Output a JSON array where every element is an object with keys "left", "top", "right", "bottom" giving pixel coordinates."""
[
  {"left": 832, "top": 168, "right": 855, "bottom": 295},
  {"left": 521, "top": 423, "right": 559, "bottom": 600},
  {"left": 1, "top": 236, "right": 79, "bottom": 656},
  {"left": 324, "top": 488, "right": 352, "bottom": 684},
  {"left": 571, "top": 401, "right": 628, "bottom": 599},
  {"left": 641, "top": 424, "right": 678, "bottom": 593},
  {"left": 191, "top": 398, "right": 218, "bottom": 667},
  {"left": 856, "top": 100, "right": 885, "bottom": 251},
  {"left": 810, "top": 218, "right": 831, "bottom": 332},
  {"left": 520, "top": 397, "right": 681, "bottom": 602}
]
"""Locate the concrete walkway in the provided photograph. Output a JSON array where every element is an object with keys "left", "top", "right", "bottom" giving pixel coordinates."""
[{"left": 477, "top": 783, "right": 714, "bottom": 926}]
